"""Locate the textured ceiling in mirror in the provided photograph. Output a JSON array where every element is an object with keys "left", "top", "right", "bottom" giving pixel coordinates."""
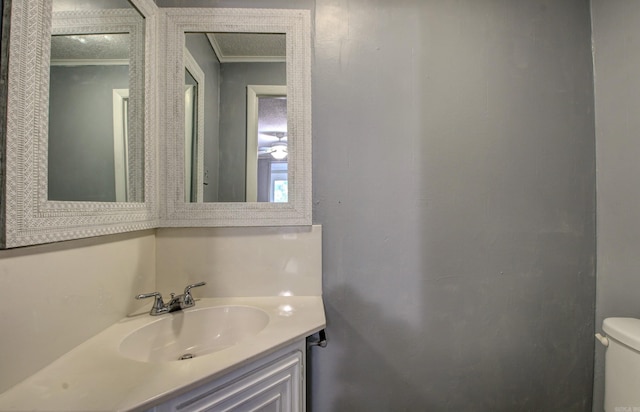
[
  {"left": 50, "top": 33, "right": 130, "bottom": 61},
  {"left": 258, "top": 98, "right": 288, "bottom": 148},
  {"left": 207, "top": 32, "right": 286, "bottom": 62},
  {"left": 52, "top": 0, "right": 133, "bottom": 12}
]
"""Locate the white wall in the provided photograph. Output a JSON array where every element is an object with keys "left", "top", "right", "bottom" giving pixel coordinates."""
[
  {"left": 591, "top": 1, "right": 640, "bottom": 410},
  {"left": 0, "top": 231, "right": 156, "bottom": 393}
]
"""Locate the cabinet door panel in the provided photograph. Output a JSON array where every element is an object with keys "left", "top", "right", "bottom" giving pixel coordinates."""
[{"left": 173, "top": 351, "right": 302, "bottom": 412}]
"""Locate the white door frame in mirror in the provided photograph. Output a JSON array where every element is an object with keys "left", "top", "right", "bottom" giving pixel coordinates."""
[
  {"left": 245, "top": 85, "right": 287, "bottom": 203},
  {"left": 2, "top": 0, "right": 159, "bottom": 248},
  {"left": 112, "top": 88, "right": 130, "bottom": 202},
  {"left": 161, "top": 8, "right": 311, "bottom": 227},
  {"left": 183, "top": 47, "right": 205, "bottom": 203}
]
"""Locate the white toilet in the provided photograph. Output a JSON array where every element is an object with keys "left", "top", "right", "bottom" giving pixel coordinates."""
[{"left": 597, "top": 317, "right": 640, "bottom": 411}]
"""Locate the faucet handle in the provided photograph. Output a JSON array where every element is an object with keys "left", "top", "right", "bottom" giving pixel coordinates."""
[
  {"left": 184, "top": 281, "right": 206, "bottom": 294},
  {"left": 182, "top": 281, "right": 206, "bottom": 307},
  {"left": 135, "top": 292, "right": 167, "bottom": 315}
]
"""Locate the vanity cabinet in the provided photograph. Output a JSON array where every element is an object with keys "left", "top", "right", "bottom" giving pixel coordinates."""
[{"left": 148, "top": 340, "right": 306, "bottom": 412}]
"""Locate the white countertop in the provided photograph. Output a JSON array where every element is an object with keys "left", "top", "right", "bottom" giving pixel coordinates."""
[{"left": 0, "top": 296, "right": 326, "bottom": 411}]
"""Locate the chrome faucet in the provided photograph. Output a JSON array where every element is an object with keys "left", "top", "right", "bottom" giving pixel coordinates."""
[{"left": 136, "top": 281, "right": 206, "bottom": 316}]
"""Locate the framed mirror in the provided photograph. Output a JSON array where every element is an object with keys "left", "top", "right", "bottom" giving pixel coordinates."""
[
  {"left": 2, "top": 0, "right": 158, "bottom": 248},
  {"left": 161, "top": 8, "right": 311, "bottom": 227}
]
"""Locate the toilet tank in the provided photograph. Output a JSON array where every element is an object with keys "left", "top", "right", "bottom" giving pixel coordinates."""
[{"left": 602, "top": 318, "right": 640, "bottom": 412}]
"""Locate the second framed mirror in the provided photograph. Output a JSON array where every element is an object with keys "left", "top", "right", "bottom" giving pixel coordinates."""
[{"left": 161, "top": 8, "right": 311, "bottom": 227}]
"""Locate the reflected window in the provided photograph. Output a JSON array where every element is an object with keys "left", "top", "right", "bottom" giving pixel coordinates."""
[
  {"left": 254, "top": 95, "right": 287, "bottom": 202},
  {"left": 270, "top": 162, "right": 288, "bottom": 203}
]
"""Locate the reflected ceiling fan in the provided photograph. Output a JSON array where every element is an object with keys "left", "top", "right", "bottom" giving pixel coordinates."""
[{"left": 258, "top": 131, "right": 288, "bottom": 160}]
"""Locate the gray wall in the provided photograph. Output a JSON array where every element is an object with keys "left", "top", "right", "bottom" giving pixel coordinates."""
[
  {"left": 217, "top": 62, "right": 285, "bottom": 202},
  {"left": 185, "top": 33, "right": 221, "bottom": 202},
  {"left": 311, "top": 0, "right": 596, "bottom": 411},
  {"left": 158, "top": 0, "right": 597, "bottom": 410},
  {"left": 591, "top": 1, "right": 640, "bottom": 410},
  {"left": 48, "top": 65, "right": 129, "bottom": 202}
]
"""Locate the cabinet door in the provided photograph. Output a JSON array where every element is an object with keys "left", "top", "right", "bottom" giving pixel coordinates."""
[{"left": 165, "top": 350, "right": 303, "bottom": 412}]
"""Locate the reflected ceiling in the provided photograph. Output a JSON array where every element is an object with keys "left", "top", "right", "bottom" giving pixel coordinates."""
[
  {"left": 206, "top": 32, "right": 286, "bottom": 63},
  {"left": 50, "top": 33, "right": 130, "bottom": 61}
]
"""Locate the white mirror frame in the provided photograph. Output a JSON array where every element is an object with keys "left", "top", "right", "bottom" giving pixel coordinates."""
[
  {"left": 2, "top": 0, "right": 159, "bottom": 248},
  {"left": 160, "top": 8, "right": 312, "bottom": 227}
]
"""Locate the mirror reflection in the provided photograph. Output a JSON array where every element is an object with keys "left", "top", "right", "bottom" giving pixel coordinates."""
[
  {"left": 184, "top": 48, "right": 204, "bottom": 203},
  {"left": 48, "top": 0, "right": 145, "bottom": 202},
  {"left": 184, "top": 32, "right": 286, "bottom": 203},
  {"left": 247, "top": 90, "right": 288, "bottom": 202}
]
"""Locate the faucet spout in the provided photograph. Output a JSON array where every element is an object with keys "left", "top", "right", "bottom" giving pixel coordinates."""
[{"left": 166, "top": 293, "right": 183, "bottom": 313}]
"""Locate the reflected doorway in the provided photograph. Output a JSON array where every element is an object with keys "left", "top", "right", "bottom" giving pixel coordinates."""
[{"left": 246, "top": 85, "right": 287, "bottom": 202}]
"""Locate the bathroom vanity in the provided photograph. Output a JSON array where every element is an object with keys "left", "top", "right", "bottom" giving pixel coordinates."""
[{"left": 0, "top": 297, "right": 325, "bottom": 411}]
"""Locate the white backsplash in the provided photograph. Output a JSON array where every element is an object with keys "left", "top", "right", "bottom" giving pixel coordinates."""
[{"left": 156, "top": 225, "right": 322, "bottom": 298}]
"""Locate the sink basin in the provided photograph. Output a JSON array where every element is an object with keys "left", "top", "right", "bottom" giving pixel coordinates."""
[{"left": 119, "top": 305, "right": 269, "bottom": 362}]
